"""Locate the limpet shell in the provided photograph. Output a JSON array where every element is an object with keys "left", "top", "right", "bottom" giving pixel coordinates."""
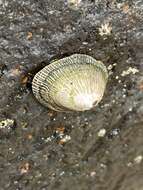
[{"left": 32, "top": 54, "right": 108, "bottom": 112}]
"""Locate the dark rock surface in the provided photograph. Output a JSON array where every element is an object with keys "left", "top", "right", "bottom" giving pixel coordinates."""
[{"left": 0, "top": 0, "right": 143, "bottom": 189}]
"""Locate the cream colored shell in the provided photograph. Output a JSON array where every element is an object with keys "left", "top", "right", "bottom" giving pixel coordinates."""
[{"left": 32, "top": 54, "right": 108, "bottom": 112}]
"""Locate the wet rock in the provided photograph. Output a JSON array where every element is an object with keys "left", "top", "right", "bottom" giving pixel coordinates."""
[{"left": 0, "top": 0, "right": 143, "bottom": 190}]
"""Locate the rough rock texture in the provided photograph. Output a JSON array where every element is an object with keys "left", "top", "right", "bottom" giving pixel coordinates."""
[{"left": 0, "top": 0, "right": 143, "bottom": 189}]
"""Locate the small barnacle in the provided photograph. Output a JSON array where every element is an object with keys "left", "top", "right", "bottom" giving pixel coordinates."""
[
  {"left": 0, "top": 119, "right": 15, "bottom": 136},
  {"left": 32, "top": 54, "right": 108, "bottom": 112},
  {"left": 99, "top": 23, "right": 112, "bottom": 36},
  {"left": 0, "top": 119, "right": 14, "bottom": 129}
]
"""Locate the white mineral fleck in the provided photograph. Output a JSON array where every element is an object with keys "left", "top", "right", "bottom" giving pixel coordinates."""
[
  {"left": 67, "top": 0, "right": 82, "bottom": 9},
  {"left": 111, "top": 128, "right": 120, "bottom": 136},
  {"left": 45, "top": 137, "right": 53, "bottom": 142},
  {"left": 121, "top": 67, "right": 139, "bottom": 76},
  {"left": 100, "top": 163, "right": 106, "bottom": 168},
  {"left": 82, "top": 42, "right": 88, "bottom": 45},
  {"left": 60, "top": 135, "right": 71, "bottom": 143},
  {"left": 90, "top": 171, "right": 96, "bottom": 177},
  {"left": 0, "top": 119, "right": 14, "bottom": 129},
  {"left": 98, "top": 128, "right": 106, "bottom": 137},
  {"left": 59, "top": 171, "right": 65, "bottom": 176},
  {"left": 127, "top": 162, "right": 133, "bottom": 167},
  {"left": 99, "top": 23, "right": 112, "bottom": 36},
  {"left": 107, "top": 65, "right": 113, "bottom": 70},
  {"left": 134, "top": 155, "right": 143, "bottom": 164}
]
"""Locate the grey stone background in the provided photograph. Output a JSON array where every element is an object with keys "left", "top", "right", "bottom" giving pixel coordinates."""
[{"left": 0, "top": 0, "right": 143, "bottom": 189}]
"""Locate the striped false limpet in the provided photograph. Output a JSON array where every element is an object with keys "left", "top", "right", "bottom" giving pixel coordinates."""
[{"left": 32, "top": 54, "right": 108, "bottom": 112}]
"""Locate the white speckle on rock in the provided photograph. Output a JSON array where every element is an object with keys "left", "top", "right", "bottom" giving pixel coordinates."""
[
  {"left": 122, "top": 88, "right": 127, "bottom": 92},
  {"left": 71, "top": 125, "right": 74, "bottom": 128},
  {"left": 103, "top": 103, "right": 110, "bottom": 107},
  {"left": 0, "top": 119, "right": 14, "bottom": 129},
  {"left": 134, "top": 155, "right": 143, "bottom": 164},
  {"left": 100, "top": 163, "right": 107, "bottom": 169},
  {"left": 127, "top": 162, "right": 133, "bottom": 167},
  {"left": 67, "top": 0, "right": 82, "bottom": 9},
  {"left": 59, "top": 171, "right": 65, "bottom": 176},
  {"left": 99, "top": 23, "right": 112, "bottom": 36},
  {"left": 90, "top": 171, "right": 96, "bottom": 177},
  {"left": 60, "top": 135, "right": 71, "bottom": 143},
  {"left": 82, "top": 41, "right": 88, "bottom": 45},
  {"left": 98, "top": 128, "right": 106, "bottom": 137},
  {"left": 107, "top": 64, "right": 113, "bottom": 70},
  {"left": 45, "top": 137, "right": 53, "bottom": 142},
  {"left": 109, "top": 71, "right": 113, "bottom": 76},
  {"left": 129, "top": 107, "right": 133, "bottom": 112},
  {"left": 121, "top": 67, "right": 139, "bottom": 76},
  {"left": 111, "top": 128, "right": 120, "bottom": 136}
]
